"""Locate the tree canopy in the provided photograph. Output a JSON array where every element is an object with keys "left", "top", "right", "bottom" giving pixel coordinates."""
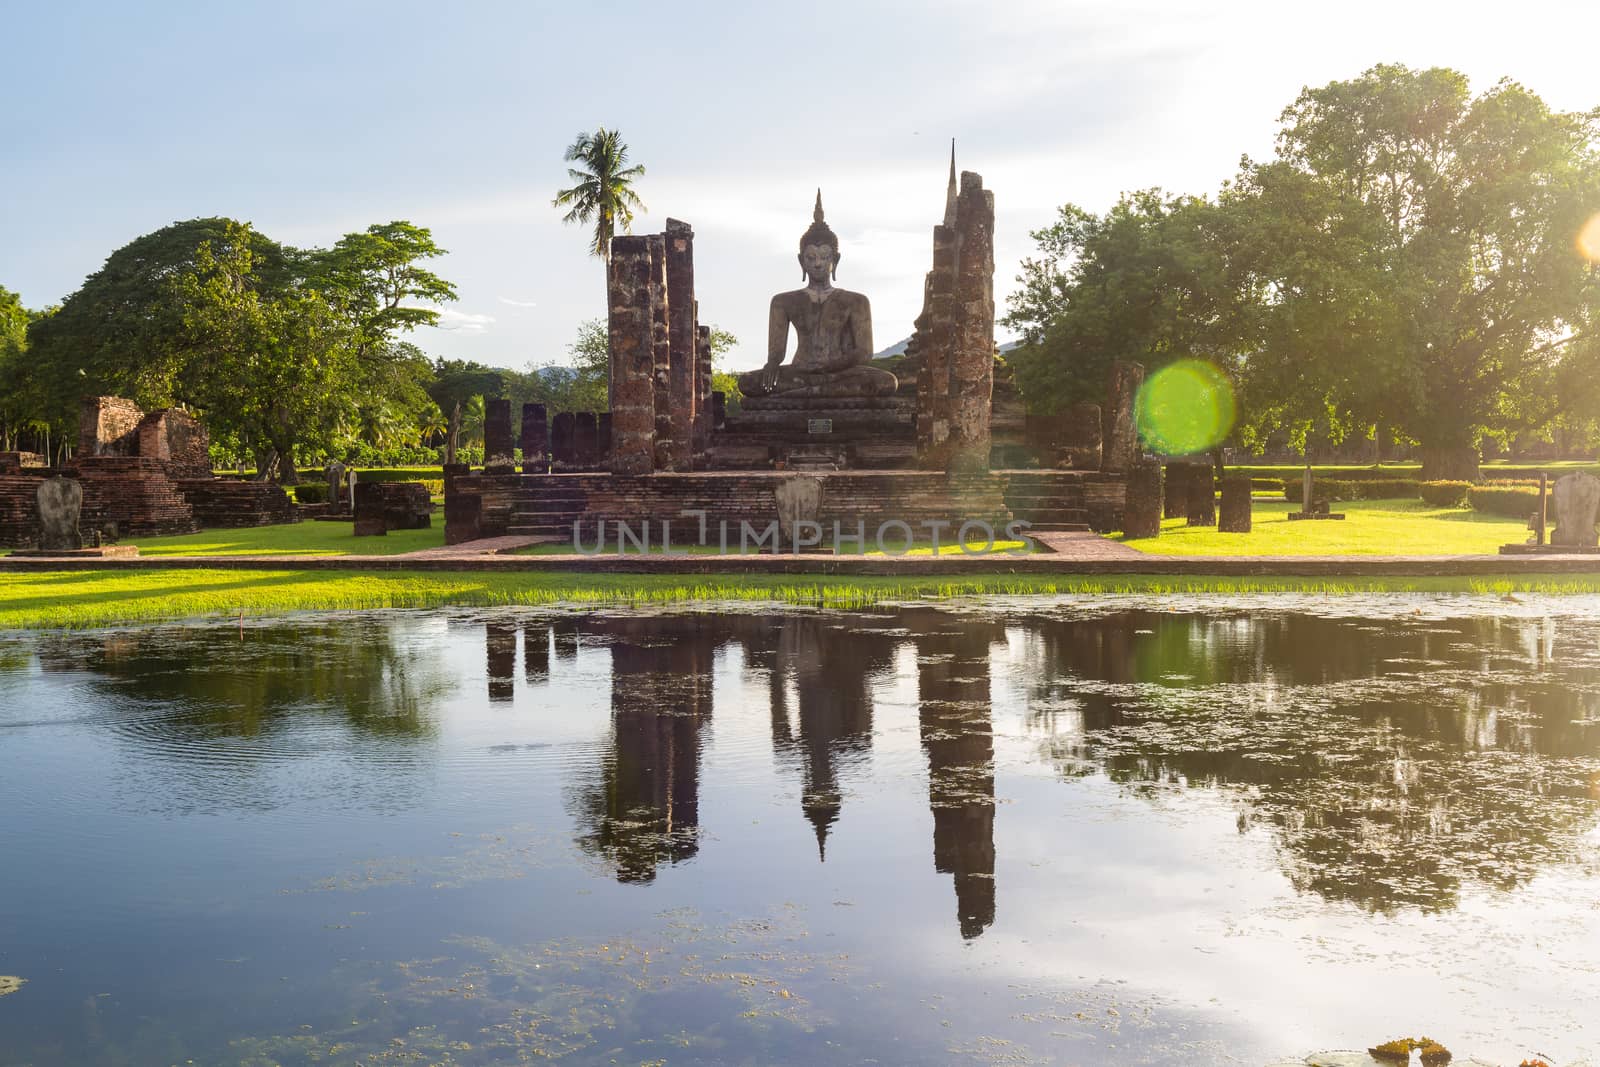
[
  {"left": 21, "top": 217, "right": 460, "bottom": 481},
  {"left": 1005, "top": 64, "right": 1600, "bottom": 478},
  {"left": 553, "top": 128, "right": 646, "bottom": 265}
]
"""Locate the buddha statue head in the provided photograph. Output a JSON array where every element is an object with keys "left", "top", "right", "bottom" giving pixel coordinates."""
[{"left": 798, "top": 189, "right": 840, "bottom": 283}]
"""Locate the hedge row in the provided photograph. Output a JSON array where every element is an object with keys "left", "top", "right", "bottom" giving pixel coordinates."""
[
  {"left": 291, "top": 478, "right": 444, "bottom": 504},
  {"left": 1467, "top": 485, "right": 1542, "bottom": 519},
  {"left": 1283, "top": 478, "right": 1424, "bottom": 503}
]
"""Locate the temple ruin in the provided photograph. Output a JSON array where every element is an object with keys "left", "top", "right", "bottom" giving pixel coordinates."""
[{"left": 440, "top": 152, "right": 1137, "bottom": 546}]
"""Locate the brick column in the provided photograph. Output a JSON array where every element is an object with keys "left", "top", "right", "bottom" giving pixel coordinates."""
[
  {"left": 1102, "top": 360, "right": 1145, "bottom": 473},
  {"left": 663, "top": 219, "right": 696, "bottom": 470},
  {"left": 575, "top": 412, "right": 600, "bottom": 469},
  {"left": 693, "top": 323, "right": 712, "bottom": 458},
  {"left": 1122, "top": 459, "right": 1162, "bottom": 539},
  {"left": 649, "top": 236, "right": 673, "bottom": 472},
  {"left": 520, "top": 404, "right": 548, "bottom": 474},
  {"left": 948, "top": 172, "right": 995, "bottom": 473},
  {"left": 483, "top": 397, "right": 515, "bottom": 473},
  {"left": 607, "top": 235, "right": 661, "bottom": 476},
  {"left": 1185, "top": 465, "right": 1216, "bottom": 526},
  {"left": 1219, "top": 473, "right": 1252, "bottom": 532},
  {"left": 550, "top": 412, "right": 576, "bottom": 470}
]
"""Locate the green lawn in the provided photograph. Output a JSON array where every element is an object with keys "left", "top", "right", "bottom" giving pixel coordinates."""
[
  {"left": 1121, "top": 499, "right": 1526, "bottom": 555},
  {"left": 6, "top": 568, "right": 1600, "bottom": 629},
  {"left": 129, "top": 522, "right": 446, "bottom": 557}
]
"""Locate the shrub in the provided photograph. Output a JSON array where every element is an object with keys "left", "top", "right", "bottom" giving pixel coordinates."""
[
  {"left": 1468, "top": 485, "right": 1541, "bottom": 519},
  {"left": 292, "top": 484, "right": 328, "bottom": 504},
  {"left": 1284, "top": 478, "right": 1422, "bottom": 503},
  {"left": 1251, "top": 478, "right": 1284, "bottom": 494},
  {"left": 1418, "top": 480, "right": 1473, "bottom": 507}
]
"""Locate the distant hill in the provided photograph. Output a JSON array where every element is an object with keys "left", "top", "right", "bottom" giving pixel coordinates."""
[{"left": 873, "top": 336, "right": 1022, "bottom": 359}]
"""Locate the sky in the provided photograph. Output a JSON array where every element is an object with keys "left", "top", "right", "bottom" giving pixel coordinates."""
[{"left": 4, "top": 0, "right": 1599, "bottom": 376}]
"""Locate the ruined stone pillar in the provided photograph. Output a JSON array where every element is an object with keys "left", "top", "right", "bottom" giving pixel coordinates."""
[
  {"left": 711, "top": 392, "right": 726, "bottom": 431},
  {"left": 1122, "top": 459, "right": 1162, "bottom": 539},
  {"left": 1102, "top": 360, "right": 1145, "bottom": 473},
  {"left": 1219, "top": 473, "right": 1252, "bottom": 532},
  {"left": 1185, "top": 465, "right": 1216, "bottom": 526},
  {"left": 663, "top": 220, "right": 697, "bottom": 471},
  {"left": 482, "top": 397, "right": 515, "bottom": 473},
  {"left": 1163, "top": 462, "right": 1190, "bottom": 519},
  {"left": 693, "top": 323, "right": 712, "bottom": 458},
  {"left": 947, "top": 172, "right": 995, "bottom": 473},
  {"left": 521, "top": 403, "right": 549, "bottom": 474},
  {"left": 607, "top": 235, "right": 661, "bottom": 476},
  {"left": 550, "top": 412, "right": 576, "bottom": 470},
  {"left": 648, "top": 236, "right": 674, "bottom": 472},
  {"left": 575, "top": 412, "right": 600, "bottom": 469}
]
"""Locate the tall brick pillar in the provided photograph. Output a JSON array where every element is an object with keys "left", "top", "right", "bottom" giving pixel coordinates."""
[
  {"left": 693, "top": 323, "right": 712, "bottom": 459},
  {"left": 521, "top": 404, "right": 548, "bottom": 474},
  {"left": 663, "top": 219, "right": 697, "bottom": 471},
  {"left": 648, "top": 236, "right": 674, "bottom": 472},
  {"left": 607, "top": 234, "right": 662, "bottom": 476},
  {"left": 483, "top": 397, "right": 515, "bottom": 473},
  {"left": 948, "top": 172, "right": 996, "bottom": 473},
  {"left": 1103, "top": 360, "right": 1145, "bottom": 473}
]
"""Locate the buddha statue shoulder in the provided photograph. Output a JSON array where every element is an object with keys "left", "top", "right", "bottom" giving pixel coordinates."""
[{"left": 738, "top": 191, "right": 899, "bottom": 400}]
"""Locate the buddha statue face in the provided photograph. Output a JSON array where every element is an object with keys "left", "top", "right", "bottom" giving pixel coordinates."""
[{"left": 799, "top": 242, "right": 838, "bottom": 286}]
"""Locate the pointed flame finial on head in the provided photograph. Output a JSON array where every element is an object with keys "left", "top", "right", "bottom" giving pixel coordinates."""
[
  {"left": 814, "top": 187, "right": 825, "bottom": 224},
  {"left": 944, "top": 140, "right": 958, "bottom": 227}
]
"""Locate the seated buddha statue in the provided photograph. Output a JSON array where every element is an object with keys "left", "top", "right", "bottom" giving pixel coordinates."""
[{"left": 737, "top": 192, "right": 899, "bottom": 401}]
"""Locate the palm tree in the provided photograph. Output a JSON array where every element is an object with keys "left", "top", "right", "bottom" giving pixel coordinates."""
[{"left": 552, "top": 128, "right": 646, "bottom": 273}]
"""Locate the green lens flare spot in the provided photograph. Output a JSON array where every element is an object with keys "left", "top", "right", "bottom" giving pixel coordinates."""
[{"left": 1135, "top": 360, "right": 1236, "bottom": 456}]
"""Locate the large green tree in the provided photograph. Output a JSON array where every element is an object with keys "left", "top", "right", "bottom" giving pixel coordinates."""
[
  {"left": 553, "top": 128, "right": 646, "bottom": 278},
  {"left": 1236, "top": 65, "right": 1600, "bottom": 479},
  {"left": 25, "top": 217, "right": 459, "bottom": 480},
  {"left": 1002, "top": 191, "right": 1247, "bottom": 415}
]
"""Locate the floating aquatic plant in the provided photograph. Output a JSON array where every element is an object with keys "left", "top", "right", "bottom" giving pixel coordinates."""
[
  {"left": 1368, "top": 1036, "right": 1451, "bottom": 1064},
  {"left": 0, "top": 975, "right": 25, "bottom": 996}
]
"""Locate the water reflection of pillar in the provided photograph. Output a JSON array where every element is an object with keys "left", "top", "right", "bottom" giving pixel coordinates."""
[
  {"left": 486, "top": 620, "right": 516, "bottom": 703},
  {"left": 579, "top": 619, "right": 716, "bottom": 884},
  {"left": 523, "top": 621, "right": 551, "bottom": 684},
  {"left": 553, "top": 618, "right": 580, "bottom": 663},
  {"left": 915, "top": 615, "right": 1000, "bottom": 940}
]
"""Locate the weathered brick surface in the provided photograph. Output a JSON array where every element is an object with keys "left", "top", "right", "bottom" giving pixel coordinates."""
[
  {"left": 136, "top": 409, "right": 211, "bottom": 478},
  {"left": 1219, "top": 474, "right": 1252, "bottom": 533},
  {"left": 663, "top": 219, "right": 696, "bottom": 470},
  {"left": 521, "top": 404, "right": 549, "bottom": 474},
  {"left": 79, "top": 396, "right": 144, "bottom": 457},
  {"left": 176, "top": 480, "right": 295, "bottom": 528},
  {"left": 69, "top": 457, "right": 199, "bottom": 538},
  {"left": 948, "top": 172, "right": 996, "bottom": 472},
  {"left": 1122, "top": 460, "right": 1162, "bottom": 539},
  {"left": 1103, "top": 361, "right": 1144, "bottom": 473},
  {"left": 483, "top": 398, "right": 515, "bottom": 473},
  {"left": 607, "top": 235, "right": 661, "bottom": 475}
]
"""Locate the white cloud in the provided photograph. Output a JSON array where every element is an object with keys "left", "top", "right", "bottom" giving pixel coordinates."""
[
  {"left": 433, "top": 308, "right": 496, "bottom": 334},
  {"left": 497, "top": 297, "right": 539, "bottom": 308}
]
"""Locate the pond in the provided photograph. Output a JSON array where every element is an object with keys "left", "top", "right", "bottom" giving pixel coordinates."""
[{"left": 1, "top": 597, "right": 1598, "bottom": 1065}]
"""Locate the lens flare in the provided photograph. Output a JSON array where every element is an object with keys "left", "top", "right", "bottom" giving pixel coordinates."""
[
  {"left": 1580, "top": 213, "right": 1600, "bottom": 264},
  {"left": 1135, "top": 359, "right": 1237, "bottom": 456}
]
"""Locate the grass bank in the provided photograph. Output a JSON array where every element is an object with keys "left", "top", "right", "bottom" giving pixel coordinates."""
[
  {"left": 129, "top": 523, "right": 445, "bottom": 557},
  {"left": 6, "top": 568, "right": 1600, "bottom": 629},
  {"left": 1121, "top": 500, "right": 1525, "bottom": 556}
]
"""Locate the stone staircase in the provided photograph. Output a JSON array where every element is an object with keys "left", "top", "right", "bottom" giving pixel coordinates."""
[
  {"left": 1002, "top": 471, "right": 1093, "bottom": 532},
  {"left": 506, "top": 479, "right": 592, "bottom": 538}
]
